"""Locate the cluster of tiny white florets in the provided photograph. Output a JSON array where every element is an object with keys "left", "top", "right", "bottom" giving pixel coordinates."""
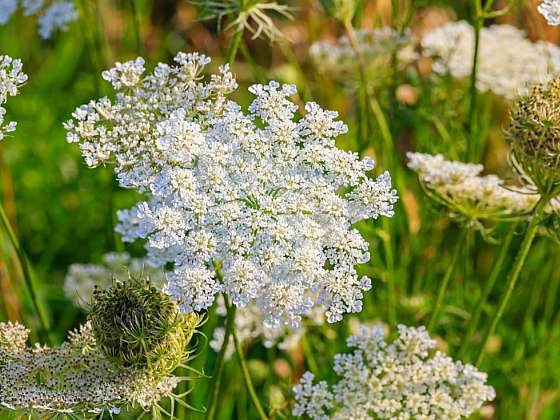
[
  {"left": 210, "top": 296, "right": 324, "bottom": 358},
  {"left": 539, "top": 0, "right": 560, "bottom": 26},
  {"left": 64, "top": 252, "right": 165, "bottom": 309},
  {"left": 0, "top": 55, "right": 27, "bottom": 141},
  {"left": 310, "top": 27, "right": 417, "bottom": 84},
  {"left": 0, "top": 321, "right": 183, "bottom": 416},
  {"left": 0, "top": 0, "right": 77, "bottom": 39},
  {"left": 65, "top": 52, "right": 398, "bottom": 327},
  {"left": 293, "top": 324, "right": 495, "bottom": 419},
  {"left": 422, "top": 21, "right": 560, "bottom": 99},
  {"left": 407, "top": 152, "right": 538, "bottom": 224}
]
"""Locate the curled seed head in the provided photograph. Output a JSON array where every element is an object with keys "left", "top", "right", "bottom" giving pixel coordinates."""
[
  {"left": 88, "top": 276, "right": 198, "bottom": 373},
  {"left": 506, "top": 78, "right": 560, "bottom": 196}
]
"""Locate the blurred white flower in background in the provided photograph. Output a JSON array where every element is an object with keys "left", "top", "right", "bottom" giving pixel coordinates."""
[
  {"left": 310, "top": 27, "right": 417, "bottom": 87},
  {"left": 422, "top": 21, "right": 560, "bottom": 99},
  {"left": 0, "top": 0, "right": 77, "bottom": 39},
  {"left": 209, "top": 295, "right": 325, "bottom": 358}
]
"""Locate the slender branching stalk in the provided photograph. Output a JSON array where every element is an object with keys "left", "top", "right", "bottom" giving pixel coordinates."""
[
  {"left": 466, "top": 0, "right": 482, "bottom": 162},
  {"left": 232, "top": 303, "right": 268, "bottom": 420},
  {"left": 205, "top": 297, "right": 237, "bottom": 420},
  {"left": 226, "top": 27, "right": 244, "bottom": 66},
  {"left": 475, "top": 198, "right": 549, "bottom": 365},
  {"left": 343, "top": 19, "right": 372, "bottom": 153},
  {"left": 0, "top": 203, "right": 50, "bottom": 342},
  {"left": 300, "top": 335, "right": 319, "bottom": 376},
  {"left": 427, "top": 228, "right": 468, "bottom": 332},
  {"left": 457, "top": 222, "right": 517, "bottom": 359}
]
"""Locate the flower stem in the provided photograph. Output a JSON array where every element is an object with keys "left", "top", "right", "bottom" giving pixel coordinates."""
[
  {"left": 0, "top": 203, "right": 50, "bottom": 342},
  {"left": 231, "top": 305, "right": 268, "bottom": 420},
  {"left": 457, "top": 222, "right": 517, "bottom": 359},
  {"left": 226, "top": 27, "right": 243, "bottom": 66},
  {"left": 205, "top": 298, "right": 236, "bottom": 420},
  {"left": 475, "top": 200, "right": 548, "bottom": 366},
  {"left": 467, "top": 2, "right": 482, "bottom": 162},
  {"left": 128, "top": 0, "right": 143, "bottom": 55},
  {"left": 427, "top": 228, "right": 468, "bottom": 332}
]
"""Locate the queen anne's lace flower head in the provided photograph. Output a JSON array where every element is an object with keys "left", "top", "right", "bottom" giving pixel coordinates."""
[
  {"left": 422, "top": 21, "right": 560, "bottom": 99},
  {"left": 0, "top": 55, "right": 27, "bottom": 141},
  {"left": 0, "top": 0, "right": 77, "bottom": 39},
  {"left": 310, "top": 28, "right": 417, "bottom": 86},
  {"left": 65, "top": 52, "right": 398, "bottom": 327},
  {"left": 64, "top": 252, "right": 165, "bottom": 309},
  {"left": 407, "top": 152, "right": 539, "bottom": 228},
  {"left": 0, "top": 318, "right": 197, "bottom": 416},
  {"left": 293, "top": 324, "right": 495, "bottom": 419},
  {"left": 539, "top": 0, "right": 560, "bottom": 26}
]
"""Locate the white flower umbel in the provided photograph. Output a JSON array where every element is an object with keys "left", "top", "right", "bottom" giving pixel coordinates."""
[
  {"left": 65, "top": 52, "right": 398, "bottom": 327},
  {"left": 0, "top": 0, "right": 77, "bottom": 39},
  {"left": 422, "top": 21, "right": 560, "bottom": 99},
  {"left": 293, "top": 324, "right": 495, "bottom": 419},
  {"left": 539, "top": 0, "right": 560, "bottom": 26},
  {"left": 0, "top": 55, "right": 27, "bottom": 141},
  {"left": 0, "top": 321, "right": 187, "bottom": 416},
  {"left": 407, "top": 152, "right": 539, "bottom": 226},
  {"left": 310, "top": 27, "right": 417, "bottom": 85},
  {"left": 64, "top": 252, "right": 165, "bottom": 309}
]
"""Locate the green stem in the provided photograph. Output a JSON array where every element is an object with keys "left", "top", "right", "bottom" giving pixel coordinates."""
[
  {"left": 300, "top": 335, "right": 319, "bottom": 376},
  {"left": 205, "top": 298, "right": 236, "bottom": 420},
  {"left": 457, "top": 222, "right": 517, "bottom": 359},
  {"left": 475, "top": 200, "right": 548, "bottom": 366},
  {"left": 389, "top": 0, "right": 399, "bottom": 119},
  {"left": 467, "top": 3, "right": 482, "bottom": 162},
  {"left": 129, "top": 0, "right": 143, "bottom": 55},
  {"left": 382, "top": 217, "right": 397, "bottom": 327},
  {"left": 343, "top": 20, "right": 372, "bottom": 154},
  {"left": 232, "top": 308, "right": 268, "bottom": 420},
  {"left": 427, "top": 228, "right": 468, "bottom": 332},
  {"left": 0, "top": 204, "right": 50, "bottom": 342},
  {"left": 226, "top": 27, "right": 243, "bottom": 66}
]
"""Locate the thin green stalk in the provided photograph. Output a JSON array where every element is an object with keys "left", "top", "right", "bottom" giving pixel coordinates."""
[
  {"left": 232, "top": 309, "right": 268, "bottom": 420},
  {"left": 388, "top": 0, "right": 399, "bottom": 119},
  {"left": 226, "top": 27, "right": 243, "bottom": 66},
  {"left": 467, "top": 2, "right": 482, "bottom": 162},
  {"left": 239, "top": 41, "right": 266, "bottom": 84},
  {"left": 300, "top": 335, "right": 319, "bottom": 376},
  {"left": 427, "top": 228, "right": 468, "bottom": 332},
  {"left": 0, "top": 204, "right": 50, "bottom": 342},
  {"left": 128, "top": 0, "right": 143, "bottom": 55},
  {"left": 475, "top": 199, "right": 548, "bottom": 366},
  {"left": 381, "top": 217, "right": 397, "bottom": 327},
  {"left": 457, "top": 222, "right": 517, "bottom": 359},
  {"left": 343, "top": 20, "right": 372, "bottom": 153},
  {"left": 205, "top": 298, "right": 236, "bottom": 420}
]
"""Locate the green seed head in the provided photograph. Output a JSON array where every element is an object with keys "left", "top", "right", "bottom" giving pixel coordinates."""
[
  {"left": 506, "top": 78, "right": 560, "bottom": 196},
  {"left": 88, "top": 276, "right": 198, "bottom": 374}
]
